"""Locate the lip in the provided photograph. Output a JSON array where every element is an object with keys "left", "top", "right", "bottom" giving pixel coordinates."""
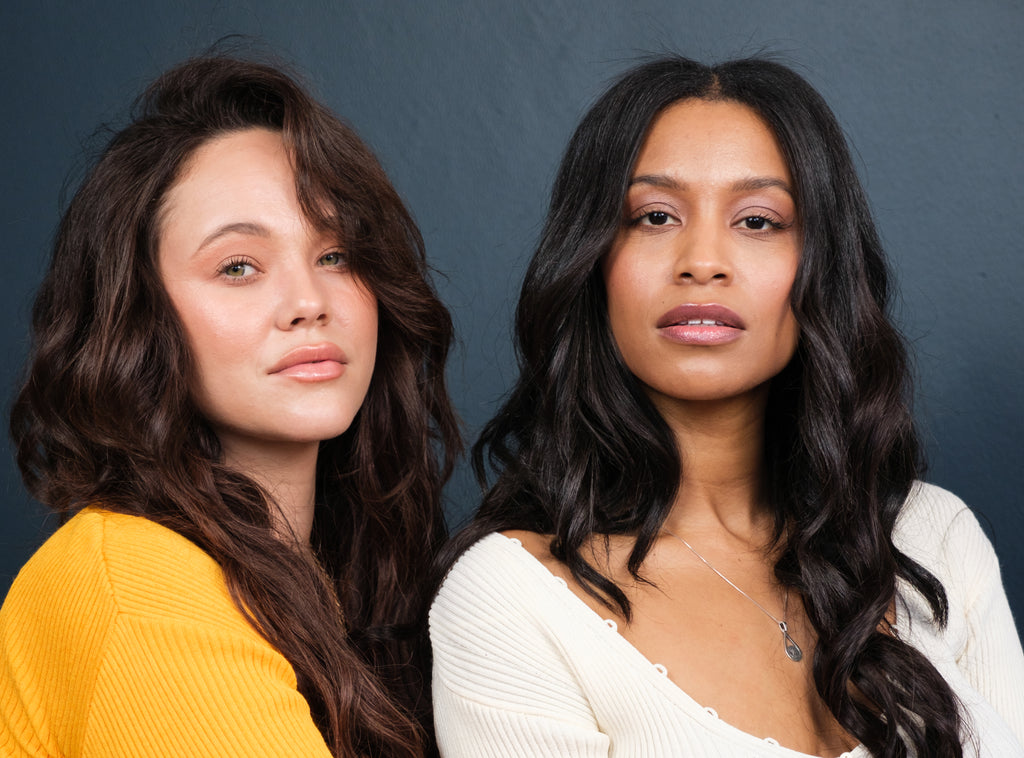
[
  {"left": 657, "top": 303, "right": 745, "bottom": 346},
  {"left": 269, "top": 343, "right": 347, "bottom": 381}
]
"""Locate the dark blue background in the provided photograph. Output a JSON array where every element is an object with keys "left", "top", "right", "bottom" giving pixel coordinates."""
[{"left": 2, "top": 1, "right": 1021, "bottom": 634}]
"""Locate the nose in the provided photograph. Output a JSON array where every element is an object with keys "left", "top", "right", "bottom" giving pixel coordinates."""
[
  {"left": 674, "top": 217, "right": 732, "bottom": 285},
  {"left": 277, "top": 264, "right": 330, "bottom": 329}
]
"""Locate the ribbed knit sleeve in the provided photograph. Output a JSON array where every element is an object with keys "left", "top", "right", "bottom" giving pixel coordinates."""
[
  {"left": 430, "top": 536, "right": 610, "bottom": 758},
  {"left": 894, "top": 483, "right": 1024, "bottom": 748},
  {"left": 955, "top": 518, "right": 1024, "bottom": 741},
  {"left": 0, "top": 509, "right": 332, "bottom": 758}
]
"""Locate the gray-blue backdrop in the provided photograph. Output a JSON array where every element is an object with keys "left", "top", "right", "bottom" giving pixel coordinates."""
[{"left": 2, "top": 1, "right": 1021, "bottom": 635}]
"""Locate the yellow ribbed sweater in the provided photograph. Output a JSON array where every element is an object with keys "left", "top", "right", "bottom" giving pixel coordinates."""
[{"left": 0, "top": 508, "right": 332, "bottom": 757}]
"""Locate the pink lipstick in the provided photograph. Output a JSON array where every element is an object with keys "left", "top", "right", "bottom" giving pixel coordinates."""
[
  {"left": 657, "top": 304, "right": 745, "bottom": 345},
  {"left": 269, "top": 343, "right": 347, "bottom": 381}
]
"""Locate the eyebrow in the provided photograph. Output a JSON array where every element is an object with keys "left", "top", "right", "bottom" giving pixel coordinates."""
[
  {"left": 629, "top": 174, "right": 793, "bottom": 196},
  {"left": 731, "top": 176, "right": 793, "bottom": 195},
  {"left": 195, "top": 221, "right": 271, "bottom": 254}
]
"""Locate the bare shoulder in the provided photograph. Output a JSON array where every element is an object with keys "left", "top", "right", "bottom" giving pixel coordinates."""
[
  {"left": 500, "top": 529, "right": 561, "bottom": 570},
  {"left": 500, "top": 530, "right": 598, "bottom": 594},
  {"left": 499, "top": 529, "right": 639, "bottom": 620},
  {"left": 501, "top": 529, "right": 639, "bottom": 574}
]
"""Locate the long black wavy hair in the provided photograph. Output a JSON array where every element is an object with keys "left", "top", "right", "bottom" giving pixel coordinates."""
[
  {"left": 12, "top": 55, "right": 460, "bottom": 757},
  {"left": 451, "top": 56, "right": 963, "bottom": 757}
]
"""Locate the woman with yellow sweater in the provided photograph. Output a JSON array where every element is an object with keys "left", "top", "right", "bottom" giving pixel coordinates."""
[{"left": 1, "top": 55, "right": 459, "bottom": 757}]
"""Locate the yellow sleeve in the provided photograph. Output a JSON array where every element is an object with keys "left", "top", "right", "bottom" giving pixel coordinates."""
[
  {"left": 83, "top": 613, "right": 332, "bottom": 757},
  {"left": 0, "top": 509, "right": 333, "bottom": 758}
]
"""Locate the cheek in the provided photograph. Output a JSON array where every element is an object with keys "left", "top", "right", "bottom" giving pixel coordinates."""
[
  {"left": 339, "top": 283, "right": 379, "bottom": 353},
  {"left": 759, "top": 255, "right": 799, "bottom": 325},
  {"left": 165, "top": 289, "right": 261, "bottom": 413},
  {"left": 603, "top": 282, "right": 638, "bottom": 364},
  {"left": 177, "top": 296, "right": 259, "bottom": 368},
  {"left": 357, "top": 310, "right": 379, "bottom": 374},
  {"left": 770, "top": 276, "right": 801, "bottom": 363},
  {"left": 602, "top": 252, "right": 644, "bottom": 344}
]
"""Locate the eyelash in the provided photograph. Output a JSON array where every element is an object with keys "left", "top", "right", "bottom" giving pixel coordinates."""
[
  {"left": 219, "top": 257, "right": 256, "bottom": 279},
  {"left": 628, "top": 208, "right": 677, "bottom": 227},
  {"left": 216, "top": 250, "right": 348, "bottom": 282},
  {"left": 627, "top": 209, "right": 792, "bottom": 231},
  {"left": 738, "top": 214, "right": 790, "bottom": 232},
  {"left": 318, "top": 250, "right": 348, "bottom": 267}
]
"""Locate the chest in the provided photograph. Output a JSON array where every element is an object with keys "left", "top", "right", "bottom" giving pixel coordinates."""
[{"left": 568, "top": 562, "right": 858, "bottom": 756}]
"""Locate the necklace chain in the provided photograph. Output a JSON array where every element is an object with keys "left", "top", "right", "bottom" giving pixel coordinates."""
[{"left": 661, "top": 527, "right": 803, "bottom": 663}]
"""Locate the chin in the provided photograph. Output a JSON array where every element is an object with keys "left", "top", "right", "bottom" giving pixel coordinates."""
[
  {"left": 294, "top": 418, "right": 359, "bottom": 442},
  {"left": 646, "top": 379, "right": 772, "bottom": 406},
  {"left": 239, "top": 417, "right": 360, "bottom": 448}
]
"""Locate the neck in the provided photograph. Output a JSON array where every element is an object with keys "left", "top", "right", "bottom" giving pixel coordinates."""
[
  {"left": 221, "top": 439, "right": 320, "bottom": 544},
  {"left": 653, "top": 388, "right": 771, "bottom": 541}
]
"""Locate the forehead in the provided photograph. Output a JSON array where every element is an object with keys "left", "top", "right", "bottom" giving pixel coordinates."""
[
  {"left": 157, "top": 129, "right": 290, "bottom": 228},
  {"left": 158, "top": 128, "right": 343, "bottom": 242},
  {"left": 632, "top": 98, "right": 792, "bottom": 185},
  {"left": 156, "top": 128, "right": 352, "bottom": 265},
  {"left": 168, "top": 128, "right": 292, "bottom": 202}
]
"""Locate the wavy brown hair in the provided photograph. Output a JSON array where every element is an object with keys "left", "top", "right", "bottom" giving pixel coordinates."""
[{"left": 11, "top": 55, "right": 460, "bottom": 757}]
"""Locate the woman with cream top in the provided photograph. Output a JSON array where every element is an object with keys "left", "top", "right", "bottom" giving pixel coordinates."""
[{"left": 431, "top": 56, "right": 1024, "bottom": 757}]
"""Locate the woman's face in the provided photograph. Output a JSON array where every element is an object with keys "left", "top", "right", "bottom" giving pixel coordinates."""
[
  {"left": 603, "top": 98, "right": 800, "bottom": 411},
  {"left": 159, "top": 128, "right": 378, "bottom": 464}
]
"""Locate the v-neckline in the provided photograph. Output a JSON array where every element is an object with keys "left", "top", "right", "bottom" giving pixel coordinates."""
[{"left": 491, "top": 532, "right": 871, "bottom": 758}]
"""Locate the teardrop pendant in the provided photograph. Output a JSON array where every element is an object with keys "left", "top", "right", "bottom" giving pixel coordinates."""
[
  {"left": 779, "top": 621, "right": 803, "bottom": 662},
  {"left": 660, "top": 529, "right": 805, "bottom": 665}
]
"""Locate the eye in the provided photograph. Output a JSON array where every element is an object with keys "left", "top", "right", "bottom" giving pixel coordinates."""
[
  {"left": 221, "top": 259, "right": 256, "bottom": 278},
  {"left": 318, "top": 249, "right": 348, "bottom": 267},
  {"left": 736, "top": 214, "right": 787, "bottom": 232},
  {"left": 631, "top": 209, "right": 680, "bottom": 227}
]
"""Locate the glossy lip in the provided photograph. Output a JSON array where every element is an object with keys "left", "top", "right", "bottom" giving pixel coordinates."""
[
  {"left": 657, "top": 303, "right": 745, "bottom": 346},
  {"left": 268, "top": 343, "right": 347, "bottom": 381}
]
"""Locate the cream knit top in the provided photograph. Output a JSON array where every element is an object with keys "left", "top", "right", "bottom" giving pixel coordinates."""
[{"left": 431, "top": 483, "right": 1024, "bottom": 757}]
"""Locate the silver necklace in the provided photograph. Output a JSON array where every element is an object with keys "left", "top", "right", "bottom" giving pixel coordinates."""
[{"left": 661, "top": 528, "right": 803, "bottom": 663}]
